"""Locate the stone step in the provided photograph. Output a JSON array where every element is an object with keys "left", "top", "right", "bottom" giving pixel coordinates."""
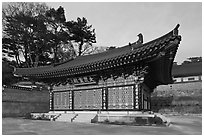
[
  {"left": 55, "top": 113, "right": 76, "bottom": 122},
  {"left": 72, "top": 113, "right": 97, "bottom": 123}
]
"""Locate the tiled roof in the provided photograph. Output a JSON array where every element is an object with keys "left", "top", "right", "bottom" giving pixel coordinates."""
[
  {"left": 14, "top": 24, "right": 181, "bottom": 78},
  {"left": 172, "top": 62, "right": 202, "bottom": 77}
]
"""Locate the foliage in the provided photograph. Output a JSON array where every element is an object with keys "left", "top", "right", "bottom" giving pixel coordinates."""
[
  {"left": 66, "top": 17, "right": 96, "bottom": 56},
  {"left": 2, "top": 59, "right": 19, "bottom": 86},
  {"left": 2, "top": 2, "right": 97, "bottom": 68},
  {"left": 45, "top": 6, "right": 76, "bottom": 63},
  {"left": 2, "top": 2, "right": 53, "bottom": 67}
]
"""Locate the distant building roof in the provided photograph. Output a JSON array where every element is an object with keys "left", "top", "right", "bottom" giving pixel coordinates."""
[{"left": 172, "top": 62, "right": 202, "bottom": 77}]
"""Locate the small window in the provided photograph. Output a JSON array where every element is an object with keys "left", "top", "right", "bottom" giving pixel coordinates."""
[{"left": 188, "top": 77, "right": 195, "bottom": 81}]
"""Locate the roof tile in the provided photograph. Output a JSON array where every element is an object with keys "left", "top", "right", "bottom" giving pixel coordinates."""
[{"left": 15, "top": 25, "right": 181, "bottom": 78}]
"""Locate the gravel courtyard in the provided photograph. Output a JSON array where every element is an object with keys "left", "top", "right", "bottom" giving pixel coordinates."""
[{"left": 2, "top": 115, "right": 202, "bottom": 135}]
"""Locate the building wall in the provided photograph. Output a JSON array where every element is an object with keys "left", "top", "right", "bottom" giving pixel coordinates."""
[
  {"left": 173, "top": 75, "right": 202, "bottom": 83},
  {"left": 51, "top": 75, "right": 151, "bottom": 111},
  {"left": 2, "top": 87, "right": 50, "bottom": 117}
]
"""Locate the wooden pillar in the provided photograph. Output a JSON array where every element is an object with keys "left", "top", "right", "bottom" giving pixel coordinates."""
[
  {"left": 68, "top": 90, "right": 72, "bottom": 110},
  {"left": 102, "top": 78, "right": 108, "bottom": 111},
  {"left": 105, "top": 87, "right": 108, "bottom": 110},
  {"left": 138, "top": 84, "right": 143, "bottom": 110},
  {"left": 102, "top": 86, "right": 108, "bottom": 110},
  {"left": 71, "top": 90, "right": 74, "bottom": 111},
  {"left": 133, "top": 84, "right": 136, "bottom": 110},
  {"left": 49, "top": 85, "right": 54, "bottom": 111},
  {"left": 133, "top": 83, "right": 139, "bottom": 110},
  {"left": 102, "top": 87, "right": 106, "bottom": 110}
]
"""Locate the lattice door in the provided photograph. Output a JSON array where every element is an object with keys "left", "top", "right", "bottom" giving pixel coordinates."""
[
  {"left": 108, "top": 86, "right": 134, "bottom": 109},
  {"left": 74, "top": 88, "right": 102, "bottom": 110},
  {"left": 53, "top": 91, "right": 71, "bottom": 110}
]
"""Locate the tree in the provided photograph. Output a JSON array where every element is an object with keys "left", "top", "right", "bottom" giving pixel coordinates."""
[
  {"left": 45, "top": 6, "right": 76, "bottom": 63},
  {"left": 3, "top": 3, "right": 97, "bottom": 68},
  {"left": 2, "top": 2, "right": 52, "bottom": 67},
  {"left": 2, "top": 3, "right": 76, "bottom": 67},
  {"left": 2, "top": 59, "right": 19, "bottom": 86},
  {"left": 66, "top": 17, "right": 96, "bottom": 56},
  {"left": 56, "top": 42, "right": 76, "bottom": 62},
  {"left": 2, "top": 2, "right": 49, "bottom": 30}
]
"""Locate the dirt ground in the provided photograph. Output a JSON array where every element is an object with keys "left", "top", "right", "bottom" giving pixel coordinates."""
[{"left": 2, "top": 115, "right": 202, "bottom": 135}]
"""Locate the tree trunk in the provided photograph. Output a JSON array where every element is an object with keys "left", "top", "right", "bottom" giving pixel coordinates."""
[
  {"left": 34, "top": 46, "right": 39, "bottom": 67},
  {"left": 15, "top": 55, "right": 19, "bottom": 67},
  {"left": 24, "top": 46, "right": 30, "bottom": 68},
  {"left": 34, "top": 55, "right": 39, "bottom": 67},
  {"left": 27, "top": 45, "right": 34, "bottom": 67},
  {"left": 54, "top": 45, "right": 58, "bottom": 63},
  {"left": 17, "top": 55, "right": 22, "bottom": 67},
  {"left": 78, "top": 41, "right": 84, "bottom": 56}
]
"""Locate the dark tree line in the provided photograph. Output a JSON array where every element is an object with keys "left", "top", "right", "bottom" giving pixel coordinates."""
[{"left": 2, "top": 2, "right": 96, "bottom": 68}]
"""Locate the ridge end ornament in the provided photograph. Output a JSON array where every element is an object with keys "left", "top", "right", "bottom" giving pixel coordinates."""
[{"left": 132, "top": 33, "right": 144, "bottom": 50}]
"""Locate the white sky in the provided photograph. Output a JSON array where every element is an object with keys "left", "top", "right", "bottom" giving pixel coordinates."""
[
  {"left": 2, "top": 2, "right": 202, "bottom": 64},
  {"left": 46, "top": 2, "right": 202, "bottom": 64}
]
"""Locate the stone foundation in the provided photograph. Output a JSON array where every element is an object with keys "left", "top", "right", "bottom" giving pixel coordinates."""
[{"left": 29, "top": 111, "right": 170, "bottom": 126}]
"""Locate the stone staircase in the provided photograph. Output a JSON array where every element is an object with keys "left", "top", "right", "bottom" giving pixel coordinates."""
[
  {"left": 55, "top": 113, "right": 77, "bottom": 122},
  {"left": 71, "top": 113, "right": 97, "bottom": 123},
  {"left": 54, "top": 113, "right": 97, "bottom": 123},
  {"left": 71, "top": 114, "right": 78, "bottom": 122}
]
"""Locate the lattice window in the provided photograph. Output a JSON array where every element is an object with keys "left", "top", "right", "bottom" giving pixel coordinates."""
[
  {"left": 53, "top": 91, "right": 71, "bottom": 110},
  {"left": 74, "top": 88, "right": 102, "bottom": 110},
  {"left": 108, "top": 86, "right": 134, "bottom": 109}
]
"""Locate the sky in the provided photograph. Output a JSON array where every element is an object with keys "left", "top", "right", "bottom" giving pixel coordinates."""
[
  {"left": 46, "top": 2, "right": 202, "bottom": 64},
  {"left": 1, "top": 2, "right": 202, "bottom": 64}
]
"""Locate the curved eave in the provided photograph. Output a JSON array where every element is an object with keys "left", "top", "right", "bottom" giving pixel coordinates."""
[{"left": 144, "top": 37, "right": 181, "bottom": 89}]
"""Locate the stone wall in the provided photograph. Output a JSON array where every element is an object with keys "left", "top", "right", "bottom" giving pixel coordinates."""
[
  {"left": 153, "top": 81, "right": 202, "bottom": 97},
  {"left": 2, "top": 87, "right": 50, "bottom": 117},
  {"left": 151, "top": 81, "right": 202, "bottom": 114}
]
